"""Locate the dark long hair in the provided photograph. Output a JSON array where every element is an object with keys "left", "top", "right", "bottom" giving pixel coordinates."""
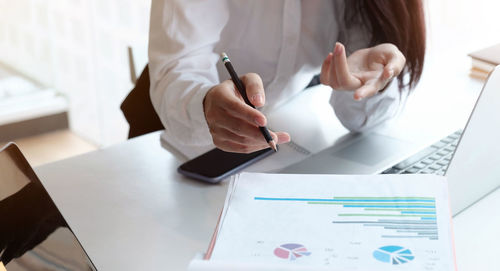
[{"left": 348, "top": 0, "right": 426, "bottom": 90}]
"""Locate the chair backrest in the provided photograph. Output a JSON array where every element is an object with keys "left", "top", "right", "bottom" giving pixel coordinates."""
[{"left": 120, "top": 65, "right": 164, "bottom": 139}]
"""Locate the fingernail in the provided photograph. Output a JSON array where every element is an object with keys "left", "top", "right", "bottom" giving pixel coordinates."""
[
  {"left": 334, "top": 43, "right": 341, "bottom": 56},
  {"left": 254, "top": 117, "right": 265, "bottom": 127},
  {"left": 251, "top": 94, "right": 263, "bottom": 105},
  {"left": 387, "top": 69, "right": 394, "bottom": 79},
  {"left": 354, "top": 93, "right": 363, "bottom": 101}
]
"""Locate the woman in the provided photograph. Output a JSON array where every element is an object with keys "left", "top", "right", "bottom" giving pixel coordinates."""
[{"left": 148, "top": 0, "right": 425, "bottom": 154}]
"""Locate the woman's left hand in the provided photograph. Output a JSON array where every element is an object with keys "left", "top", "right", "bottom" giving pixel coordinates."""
[{"left": 320, "top": 42, "right": 406, "bottom": 100}]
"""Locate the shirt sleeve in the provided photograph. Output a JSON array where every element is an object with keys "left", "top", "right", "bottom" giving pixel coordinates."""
[
  {"left": 329, "top": 0, "right": 408, "bottom": 132},
  {"left": 330, "top": 80, "right": 408, "bottom": 132},
  {"left": 148, "top": 0, "right": 229, "bottom": 146}
]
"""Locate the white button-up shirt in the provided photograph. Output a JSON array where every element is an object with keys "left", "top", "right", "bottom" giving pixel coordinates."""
[{"left": 149, "top": 0, "right": 406, "bottom": 155}]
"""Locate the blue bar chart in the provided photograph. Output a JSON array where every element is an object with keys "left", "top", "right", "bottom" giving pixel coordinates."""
[{"left": 254, "top": 196, "right": 438, "bottom": 240}]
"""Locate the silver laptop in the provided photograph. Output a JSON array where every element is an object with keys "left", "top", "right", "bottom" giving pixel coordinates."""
[
  {"left": 282, "top": 65, "right": 500, "bottom": 216},
  {"left": 0, "top": 143, "right": 97, "bottom": 270}
]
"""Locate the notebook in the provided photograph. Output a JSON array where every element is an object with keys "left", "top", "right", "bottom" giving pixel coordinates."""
[
  {"left": 468, "top": 43, "right": 500, "bottom": 80},
  {"left": 189, "top": 173, "right": 456, "bottom": 270}
]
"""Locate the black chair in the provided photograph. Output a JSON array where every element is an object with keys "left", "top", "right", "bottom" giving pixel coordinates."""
[{"left": 120, "top": 65, "right": 164, "bottom": 139}]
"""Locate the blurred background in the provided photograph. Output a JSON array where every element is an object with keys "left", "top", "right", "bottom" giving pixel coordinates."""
[
  {"left": 0, "top": 0, "right": 499, "bottom": 166},
  {"left": 0, "top": 0, "right": 150, "bottom": 165}
]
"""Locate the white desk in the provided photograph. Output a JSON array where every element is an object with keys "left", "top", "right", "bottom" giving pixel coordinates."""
[
  {"left": 35, "top": 130, "right": 500, "bottom": 270},
  {"left": 36, "top": 132, "right": 227, "bottom": 270}
]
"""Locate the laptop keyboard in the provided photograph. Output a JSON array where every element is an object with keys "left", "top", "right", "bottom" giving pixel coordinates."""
[{"left": 382, "top": 130, "right": 463, "bottom": 176}]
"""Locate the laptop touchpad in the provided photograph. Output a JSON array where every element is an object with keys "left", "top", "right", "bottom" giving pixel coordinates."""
[{"left": 333, "top": 134, "right": 410, "bottom": 166}]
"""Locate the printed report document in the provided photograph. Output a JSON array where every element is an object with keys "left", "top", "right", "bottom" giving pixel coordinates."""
[{"left": 189, "top": 173, "right": 456, "bottom": 270}]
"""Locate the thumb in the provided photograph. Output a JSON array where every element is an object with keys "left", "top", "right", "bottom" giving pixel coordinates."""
[{"left": 270, "top": 131, "right": 291, "bottom": 144}]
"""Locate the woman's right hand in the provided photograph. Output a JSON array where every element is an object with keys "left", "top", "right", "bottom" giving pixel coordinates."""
[{"left": 203, "top": 73, "right": 290, "bottom": 153}]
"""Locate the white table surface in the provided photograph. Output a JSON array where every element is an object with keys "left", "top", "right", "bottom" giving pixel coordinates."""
[
  {"left": 36, "top": 132, "right": 226, "bottom": 270},
  {"left": 35, "top": 129, "right": 500, "bottom": 270}
]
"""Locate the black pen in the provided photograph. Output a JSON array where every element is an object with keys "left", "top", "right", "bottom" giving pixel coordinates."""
[{"left": 220, "top": 52, "right": 278, "bottom": 152}]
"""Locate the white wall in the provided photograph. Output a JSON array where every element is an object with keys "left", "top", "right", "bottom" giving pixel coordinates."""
[
  {"left": 425, "top": 0, "right": 500, "bottom": 61},
  {"left": 0, "top": 0, "right": 151, "bottom": 146}
]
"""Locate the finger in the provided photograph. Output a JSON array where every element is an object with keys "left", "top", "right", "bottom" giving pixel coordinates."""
[
  {"left": 214, "top": 138, "right": 269, "bottom": 153},
  {"left": 374, "top": 66, "right": 396, "bottom": 92},
  {"left": 329, "top": 46, "right": 339, "bottom": 88},
  {"left": 383, "top": 47, "right": 405, "bottom": 76},
  {"left": 320, "top": 53, "right": 333, "bottom": 85},
  {"left": 215, "top": 80, "right": 267, "bottom": 126},
  {"left": 216, "top": 114, "right": 265, "bottom": 139},
  {"left": 382, "top": 66, "right": 395, "bottom": 81},
  {"left": 240, "top": 73, "right": 265, "bottom": 107},
  {"left": 214, "top": 127, "right": 289, "bottom": 153},
  {"left": 212, "top": 126, "right": 268, "bottom": 146},
  {"left": 333, "top": 42, "right": 361, "bottom": 89},
  {"left": 353, "top": 80, "right": 380, "bottom": 100},
  {"left": 358, "top": 68, "right": 394, "bottom": 99},
  {"left": 268, "top": 130, "right": 291, "bottom": 144},
  {"left": 214, "top": 138, "right": 257, "bottom": 153},
  {"left": 221, "top": 97, "right": 267, "bottom": 127},
  {"left": 274, "top": 131, "right": 291, "bottom": 144}
]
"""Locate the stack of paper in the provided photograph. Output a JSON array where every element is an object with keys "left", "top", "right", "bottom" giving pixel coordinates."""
[
  {"left": 468, "top": 43, "right": 500, "bottom": 81},
  {"left": 189, "top": 173, "right": 456, "bottom": 270}
]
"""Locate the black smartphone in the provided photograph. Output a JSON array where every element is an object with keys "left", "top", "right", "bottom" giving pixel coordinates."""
[{"left": 177, "top": 147, "right": 275, "bottom": 183}]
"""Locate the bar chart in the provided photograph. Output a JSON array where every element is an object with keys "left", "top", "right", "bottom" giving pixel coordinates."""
[{"left": 254, "top": 196, "right": 438, "bottom": 240}]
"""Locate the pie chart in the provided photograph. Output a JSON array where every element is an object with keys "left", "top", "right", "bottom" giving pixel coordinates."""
[
  {"left": 373, "top": 245, "right": 415, "bottom": 265},
  {"left": 274, "top": 243, "right": 311, "bottom": 261}
]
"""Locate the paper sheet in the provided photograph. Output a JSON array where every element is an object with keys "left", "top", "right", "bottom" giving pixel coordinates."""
[{"left": 207, "top": 173, "right": 455, "bottom": 270}]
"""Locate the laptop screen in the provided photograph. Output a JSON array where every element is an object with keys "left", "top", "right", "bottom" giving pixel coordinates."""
[{"left": 0, "top": 143, "right": 96, "bottom": 270}]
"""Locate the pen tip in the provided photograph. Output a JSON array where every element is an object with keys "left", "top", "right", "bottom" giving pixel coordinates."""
[{"left": 269, "top": 141, "right": 278, "bottom": 152}]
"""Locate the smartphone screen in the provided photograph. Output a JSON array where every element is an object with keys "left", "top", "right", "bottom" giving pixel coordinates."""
[{"left": 177, "top": 148, "right": 274, "bottom": 183}]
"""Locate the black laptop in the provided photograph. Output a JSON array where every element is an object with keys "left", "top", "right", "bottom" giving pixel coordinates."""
[{"left": 0, "top": 143, "right": 96, "bottom": 270}]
